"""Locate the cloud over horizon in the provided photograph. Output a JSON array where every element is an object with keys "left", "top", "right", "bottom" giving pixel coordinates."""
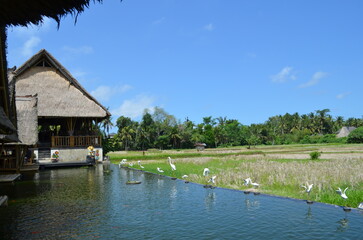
[
  {"left": 91, "top": 84, "right": 132, "bottom": 102},
  {"left": 336, "top": 92, "right": 351, "bottom": 99},
  {"left": 111, "top": 95, "right": 156, "bottom": 119},
  {"left": 299, "top": 71, "right": 327, "bottom": 88},
  {"left": 271, "top": 67, "right": 296, "bottom": 83}
]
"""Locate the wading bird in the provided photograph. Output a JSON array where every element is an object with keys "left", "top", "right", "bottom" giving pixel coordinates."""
[
  {"left": 244, "top": 177, "right": 251, "bottom": 186},
  {"left": 119, "top": 159, "right": 127, "bottom": 168},
  {"left": 203, "top": 168, "right": 210, "bottom": 176},
  {"left": 157, "top": 167, "right": 164, "bottom": 173},
  {"left": 301, "top": 182, "right": 314, "bottom": 195},
  {"left": 138, "top": 160, "right": 145, "bottom": 169},
  {"left": 208, "top": 176, "right": 217, "bottom": 185},
  {"left": 251, "top": 181, "right": 259, "bottom": 188},
  {"left": 182, "top": 175, "right": 188, "bottom": 179},
  {"left": 336, "top": 187, "right": 348, "bottom": 200},
  {"left": 168, "top": 157, "right": 176, "bottom": 171}
]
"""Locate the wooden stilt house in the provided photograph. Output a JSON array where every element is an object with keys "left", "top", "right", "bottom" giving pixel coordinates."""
[
  {"left": 0, "top": 0, "right": 104, "bottom": 172},
  {"left": 8, "top": 49, "right": 111, "bottom": 166}
]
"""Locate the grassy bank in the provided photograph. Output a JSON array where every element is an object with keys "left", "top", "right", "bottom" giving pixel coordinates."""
[{"left": 108, "top": 144, "right": 363, "bottom": 208}]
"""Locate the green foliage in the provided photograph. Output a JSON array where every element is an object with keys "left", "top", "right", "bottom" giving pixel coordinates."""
[
  {"left": 310, "top": 151, "right": 321, "bottom": 160},
  {"left": 347, "top": 127, "right": 363, "bottom": 143},
  {"left": 300, "top": 134, "right": 347, "bottom": 144},
  {"left": 112, "top": 107, "right": 363, "bottom": 150}
]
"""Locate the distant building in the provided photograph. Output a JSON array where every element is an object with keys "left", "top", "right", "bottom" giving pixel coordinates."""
[
  {"left": 336, "top": 126, "right": 356, "bottom": 138},
  {"left": 194, "top": 143, "right": 207, "bottom": 151}
]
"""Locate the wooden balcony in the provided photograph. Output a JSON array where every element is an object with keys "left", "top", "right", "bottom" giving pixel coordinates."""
[{"left": 51, "top": 136, "right": 102, "bottom": 148}]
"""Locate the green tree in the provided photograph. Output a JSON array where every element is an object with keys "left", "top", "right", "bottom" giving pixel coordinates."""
[{"left": 347, "top": 127, "right": 363, "bottom": 143}]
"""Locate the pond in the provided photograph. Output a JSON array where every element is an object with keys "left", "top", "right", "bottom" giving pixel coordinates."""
[{"left": 1, "top": 164, "right": 362, "bottom": 240}]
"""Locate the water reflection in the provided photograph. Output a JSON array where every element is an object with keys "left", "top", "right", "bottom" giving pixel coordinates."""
[
  {"left": 244, "top": 198, "right": 260, "bottom": 211},
  {"left": 157, "top": 178, "right": 164, "bottom": 188},
  {"left": 204, "top": 190, "right": 216, "bottom": 211},
  {"left": 336, "top": 218, "right": 349, "bottom": 232},
  {"left": 1, "top": 166, "right": 363, "bottom": 240},
  {"left": 170, "top": 184, "right": 177, "bottom": 199},
  {"left": 305, "top": 206, "right": 313, "bottom": 220}
]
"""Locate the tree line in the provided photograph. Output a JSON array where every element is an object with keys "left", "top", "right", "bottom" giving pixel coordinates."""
[{"left": 100, "top": 107, "right": 363, "bottom": 152}]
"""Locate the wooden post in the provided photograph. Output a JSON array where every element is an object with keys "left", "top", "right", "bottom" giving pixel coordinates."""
[
  {"left": 70, "top": 136, "right": 74, "bottom": 147},
  {"left": 51, "top": 136, "right": 55, "bottom": 147}
]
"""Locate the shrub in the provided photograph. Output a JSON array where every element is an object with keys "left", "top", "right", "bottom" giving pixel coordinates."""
[
  {"left": 347, "top": 127, "right": 363, "bottom": 143},
  {"left": 310, "top": 151, "right": 321, "bottom": 160}
]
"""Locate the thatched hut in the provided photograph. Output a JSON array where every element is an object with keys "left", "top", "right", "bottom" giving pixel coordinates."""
[
  {"left": 1, "top": 0, "right": 104, "bottom": 171},
  {"left": 9, "top": 49, "right": 111, "bottom": 164},
  {"left": 1, "top": 0, "right": 104, "bottom": 136},
  {"left": 336, "top": 126, "right": 356, "bottom": 138}
]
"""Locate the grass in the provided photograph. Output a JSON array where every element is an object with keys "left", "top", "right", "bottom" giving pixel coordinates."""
[{"left": 109, "top": 143, "right": 363, "bottom": 208}]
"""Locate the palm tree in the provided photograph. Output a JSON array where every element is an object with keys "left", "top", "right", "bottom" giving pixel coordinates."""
[
  {"left": 100, "top": 115, "right": 113, "bottom": 137},
  {"left": 120, "top": 126, "right": 134, "bottom": 150},
  {"left": 169, "top": 127, "right": 181, "bottom": 149},
  {"left": 315, "top": 109, "right": 331, "bottom": 134}
]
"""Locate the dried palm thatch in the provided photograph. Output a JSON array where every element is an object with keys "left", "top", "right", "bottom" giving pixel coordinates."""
[
  {"left": 1, "top": 0, "right": 110, "bottom": 141},
  {"left": 1, "top": 0, "right": 105, "bottom": 27},
  {"left": 11, "top": 49, "right": 110, "bottom": 118},
  {"left": 0, "top": 106, "right": 16, "bottom": 133},
  {"left": 0, "top": 24, "right": 15, "bottom": 139},
  {"left": 15, "top": 95, "right": 38, "bottom": 145}
]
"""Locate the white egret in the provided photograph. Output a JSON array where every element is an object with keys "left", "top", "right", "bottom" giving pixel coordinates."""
[
  {"left": 138, "top": 160, "right": 145, "bottom": 169},
  {"left": 203, "top": 168, "right": 210, "bottom": 176},
  {"left": 251, "top": 181, "right": 259, "bottom": 188},
  {"left": 157, "top": 167, "right": 164, "bottom": 173},
  {"left": 168, "top": 157, "right": 176, "bottom": 171},
  {"left": 301, "top": 182, "right": 313, "bottom": 195},
  {"left": 244, "top": 177, "right": 251, "bottom": 186},
  {"left": 182, "top": 175, "right": 189, "bottom": 179},
  {"left": 336, "top": 187, "right": 348, "bottom": 200},
  {"left": 119, "top": 159, "right": 127, "bottom": 168},
  {"left": 208, "top": 176, "right": 217, "bottom": 185}
]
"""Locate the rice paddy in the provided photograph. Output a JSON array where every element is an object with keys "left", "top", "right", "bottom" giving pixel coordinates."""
[{"left": 108, "top": 143, "right": 363, "bottom": 208}]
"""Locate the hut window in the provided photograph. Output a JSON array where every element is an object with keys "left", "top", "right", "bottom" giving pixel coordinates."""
[{"left": 36, "top": 59, "right": 51, "bottom": 67}]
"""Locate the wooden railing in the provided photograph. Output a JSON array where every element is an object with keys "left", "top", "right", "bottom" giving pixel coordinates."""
[{"left": 51, "top": 136, "right": 102, "bottom": 148}]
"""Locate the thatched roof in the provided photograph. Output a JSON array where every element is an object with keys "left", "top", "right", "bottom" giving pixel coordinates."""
[
  {"left": 0, "top": 106, "right": 16, "bottom": 133},
  {"left": 16, "top": 95, "right": 38, "bottom": 145},
  {"left": 336, "top": 126, "right": 357, "bottom": 138},
  {"left": 1, "top": 0, "right": 104, "bottom": 27},
  {"left": 10, "top": 49, "right": 110, "bottom": 119},
  {"left": 0, "top": 25, "right": 17, "bottom": 141}
]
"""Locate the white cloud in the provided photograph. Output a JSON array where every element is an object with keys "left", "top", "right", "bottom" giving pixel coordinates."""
[
  {"left": 204, "top": 23, "right": 214, "bottom": 31},
  {"left": 299, "top": 71, "right": 327, "bottom": 88},
  {"left": 71, "top": 70, "right": 88, "bottom": 79},
  {"left": 21, "top": 36, "right": 41, "bottom": 57},
  {"left": 91, "top": 84, "right": 132, "bottom": 102},
  {"left": 63, "top": 46, "right": 94, "bottom": 55},
  {"left": 111, "top": 95, "right": 156, "bottom": 119},
  {"left": 271, "top": 67, "right": 296, "bottom": 83},
  {"left": 336, "top": 92, "right": 351, "bottom": 99}
]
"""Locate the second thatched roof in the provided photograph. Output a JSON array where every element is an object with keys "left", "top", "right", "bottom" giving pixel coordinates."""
[{"left": 10, "top": 49, "right": 110, "bottom": 119}]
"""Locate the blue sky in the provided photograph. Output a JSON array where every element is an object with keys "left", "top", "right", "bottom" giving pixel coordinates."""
[{"left": 6, "top": 0, "right": 363, "bottom": 130}]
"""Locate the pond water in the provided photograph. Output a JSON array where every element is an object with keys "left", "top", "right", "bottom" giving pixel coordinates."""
[{"left": 1, "top": 164, "right": 362, "bottom": 240}]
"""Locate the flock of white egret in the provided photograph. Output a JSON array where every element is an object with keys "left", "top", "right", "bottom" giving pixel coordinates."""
[{"left": 118, "top": 157, "right": 351, "bottom": 205}]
